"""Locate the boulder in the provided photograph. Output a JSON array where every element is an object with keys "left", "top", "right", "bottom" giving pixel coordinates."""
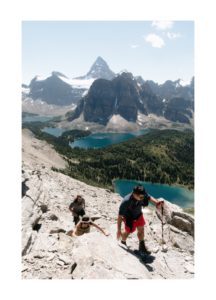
[
  {"left": 171, "top": 215, "right": 193, "bottom": 236},
  {"left": 156, "top": 199, "right": 183, "bottom": 223},
  {"left": 171, "top": 211, "right": 194, "bottom": 236}
]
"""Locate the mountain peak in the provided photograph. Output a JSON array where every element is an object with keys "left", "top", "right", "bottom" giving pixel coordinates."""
[
  {"left": 51, "top": 71, "right": 68, "bottom": 78},
  {"left": 95, "top": 56, "right": 106, "bottom": 63},
  {"left": 85, "top": 56, "right": 115, "bottom": 80}
]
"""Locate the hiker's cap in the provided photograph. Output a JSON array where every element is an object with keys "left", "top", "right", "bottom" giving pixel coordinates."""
[{"left": 133, "top": 185, "right": 145, "bottom": 195}]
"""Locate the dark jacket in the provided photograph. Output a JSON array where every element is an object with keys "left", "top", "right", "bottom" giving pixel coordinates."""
[
  {"left": 69, "top": 197, "right": 85, "bottom": 216},
  {"left": 119, "top": 192, "right": 150, "bottom": 229}
]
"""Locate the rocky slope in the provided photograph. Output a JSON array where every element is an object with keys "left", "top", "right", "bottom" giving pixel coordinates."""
[{"left": 22, "top": 129, "right": 194, "bottom": 279}]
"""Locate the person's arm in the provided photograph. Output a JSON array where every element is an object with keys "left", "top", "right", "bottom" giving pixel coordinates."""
[
  {"left": 73, "top": 222, "right": 82, "bottom": 236},
  {"left": 117, "top": 215, "right": 123, "bottom": 240},
  {"left": 117, "top": 198, "right": 128, "bottom": 240},
  {"left": 91, "top": 223, "right": 109, "bottom": 236},
  {"left": 69, "top": 203, "right": 74, "bottom": 212},
  {"left": 149, "top": 195, "right": 164, "bottom": 207}
]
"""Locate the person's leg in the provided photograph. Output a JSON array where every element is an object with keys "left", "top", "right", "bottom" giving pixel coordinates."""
[
  {"left": 120, "top": 218, "right": 136, "bottom": 246},
  {"left": 137, "top": 226, "right": 151, "bottom": 254},
  {"left": 121, "top": 223, "right": 133, "bottom": 246},
  {"left": 136, "top": 214, "right": 145, "bottom": 242},
  {"left": 74, "top": 215, "right": 80, "bottom": 225},
  {"left": 66, "top": 230, "right": 74, "bottom": 236},
  {"left": 137, "top": 226, "right": 144, "bottom": 241},
  {"left": 121, "top": 231, "right": 130, "bottom": 242}
]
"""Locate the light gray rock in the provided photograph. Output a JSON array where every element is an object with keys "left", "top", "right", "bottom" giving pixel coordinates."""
[
  {"left": 156, "top": 199, "right": 183, "bottom": 223},
  {"left": 161, "top": 245, "right": 168, "bottom": 253},
  {"left": 184, "top": 263, "right": 194, "bottom": 274},
  {"left": 171, "top": 212, "right": 194, "bottom": 236},
  {"left": 71, "top": 230, "right": 150, "bottom": 279},
  {"left": 22, "top": 130, "right": 194, "bottom": 279},
  {"left": 57, "top": 254, "right": 71, "bottom": 265},
  {"left": 171, "top": 215, "right": 193, "bottom": 235},
  {"left": 156, "top": 200, "right": 194, "bottom": 237}
]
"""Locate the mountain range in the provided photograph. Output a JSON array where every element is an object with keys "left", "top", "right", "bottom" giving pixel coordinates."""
[
  {"left": 22, "top": 56, "right": 115, "bottom": 106},
  {"left": 22, "top": 56, "right": 194, "bottom": 125},
  {"left": 67, "top": 72, "right": 194, "bottom": 125}
]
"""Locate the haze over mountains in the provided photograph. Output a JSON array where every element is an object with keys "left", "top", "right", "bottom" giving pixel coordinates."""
[{"left": 22, "top": 56, "right": 194, "bottom": 125}]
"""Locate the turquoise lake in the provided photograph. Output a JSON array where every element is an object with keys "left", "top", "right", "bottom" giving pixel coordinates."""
[
  {"left": 69, "top": 129, "right": 150, "bottom": 149},
  {"left": 41, "top": 128, "right": 150, "bottom": 147},
  {"left": 35, "top": 126, "right": 194, "bottom": 208},
  {"left": 114, "top": 179, "right": 194, "bottom": 208}
]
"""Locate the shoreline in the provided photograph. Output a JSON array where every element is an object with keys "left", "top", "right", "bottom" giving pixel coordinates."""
[{"left": 113, "top": 178, "right": 194, "bottom": 192}]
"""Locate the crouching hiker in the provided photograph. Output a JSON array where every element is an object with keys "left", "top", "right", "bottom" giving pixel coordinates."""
[
  {"left": 69, "top": 195, "right": 86, "bottom": 225},
  {"left": 117, "top": 185, "right": 164, "bottom": 254},
  {"left": 67, "top": 215, "right": 109, "bottom": 237}
]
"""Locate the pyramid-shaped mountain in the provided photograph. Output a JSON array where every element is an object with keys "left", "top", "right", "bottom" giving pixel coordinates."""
[{"left": 77, "top": 56, "right": 115, "bottom": 80}]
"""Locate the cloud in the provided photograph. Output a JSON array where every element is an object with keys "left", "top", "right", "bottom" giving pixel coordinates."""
[
  {"left": 167, "top": 32, "right": 181, "bottom": 39},
  {"left": 130, "top": 44, "right": 140, "bottom": 49},
  {"left": 152, "top": 21, "right": 174, "bottom": 30},
  {"left": 145, "top": 34, "right": 165, "bottom": 48}
]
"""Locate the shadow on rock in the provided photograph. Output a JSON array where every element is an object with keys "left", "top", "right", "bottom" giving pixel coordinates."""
[{"left": 119, "top": 245, "right": 155, "bottom": 272}]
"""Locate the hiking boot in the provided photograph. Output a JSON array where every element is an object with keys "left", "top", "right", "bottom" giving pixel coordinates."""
[
  {"left": 139, "top": 240, "right": 151, "bottom": 255},
  {"left": 121, "top": 240, "right": 127, "bottom": 247}
]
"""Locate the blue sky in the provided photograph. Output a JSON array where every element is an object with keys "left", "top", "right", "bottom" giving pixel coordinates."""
[{"left": 22, "top": 21, "right": 194, "bottom": 85}]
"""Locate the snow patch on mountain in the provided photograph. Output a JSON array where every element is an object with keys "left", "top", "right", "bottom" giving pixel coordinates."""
[
  {"left": 22, "top": 87, "right": 30, "bottom": 94},
  {"left": 59, "top": 76, "right": 95, "bottom": 89},
  {"left": 179, "top": 79, "right": 191, "bottom": 87},
  {"left": 35, "top": 75, "right": 49, "bottom": 81}
]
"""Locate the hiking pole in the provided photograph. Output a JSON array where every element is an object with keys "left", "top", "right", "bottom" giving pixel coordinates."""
[{"left": 161, "top": 204, "right": 166, "bottom": 245}]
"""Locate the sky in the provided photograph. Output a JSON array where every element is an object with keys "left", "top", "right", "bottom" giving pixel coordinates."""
[{"left": 22, "top": 20, "right": 194, "bottom": 85}]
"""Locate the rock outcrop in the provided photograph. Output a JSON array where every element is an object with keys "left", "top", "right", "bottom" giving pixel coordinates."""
[
  {"left": 22, "top": 129, "right": 194, "bottom": 279},
  {"left": 69, "top": 73, "right": 194, "bottom": 126}
]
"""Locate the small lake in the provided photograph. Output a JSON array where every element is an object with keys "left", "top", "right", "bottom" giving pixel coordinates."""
[
  {"left": 42, "top": 127, "right": 66, "bottom": 137},
  {"left": 114, "top": 179, "right": 194, "bottom": 208},
  {"left": 22, "top": 115, "right": 54, "bottom": 123},
  {"left": 69, "top": 129, "right": 150, "bottom": 149},
  {"left": 30, "top": 125, "right": 194, "bottom": 208}
]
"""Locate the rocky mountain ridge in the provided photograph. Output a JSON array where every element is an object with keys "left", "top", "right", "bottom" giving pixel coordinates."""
[
  {"left": 147, "top": 77, "right": 194, "bottom": 101},
  {"left": 22, "top": 129, "right": 194, "bottom": 279},
  {"left": 22, "top": 57, "right": 116, "bottom": 115},
  {"left": 68, "top": 72, "right": 194, "bottom": 125},
  {"left": 22, "top": 57, "right": 194, "bottom": 123}
]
